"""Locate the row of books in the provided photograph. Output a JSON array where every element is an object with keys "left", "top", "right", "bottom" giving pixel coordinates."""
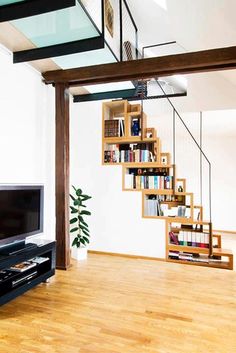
[
  {"left": 168, "top": 252, "right": 223, "bottom": 264},
  {"left": 104, "top": 119, "right": 124, "bottom": 137},
  {"left": 125, "top": 175, "right": 173, "bottom": 190},
  {"left": 144, "top": 199, "right": 191, "bottom": 218},
  {"left": 156, "top": 194, "right": 184, "bottom": 202},
  {"left": 169, "top": 231, "right": 209, "bottom": 248},
  {"left": 104, "top": 149, "right": 154, "bottom": 163},
  {"left": 128, "top": 167, "right": 168, "bottom": 176}
]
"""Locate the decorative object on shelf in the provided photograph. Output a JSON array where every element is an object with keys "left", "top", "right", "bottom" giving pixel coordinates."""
[
  {"left": 131, "top": 119, "right": 140, "bottom": 136},
  {"left": 176, "top": 178, "right": 186, "bottom": 193},
  {"left": 105, "top": 0, "right": 114, "bottom": 37},
  {"left": 145, "top": 127, "right": 156, "bottom": 139},
  {"left": 70, "top": 186, "right": 92, "bottom": 260},
  {"left": 160, "top": 152, "right": 170, "bottom": 166}
]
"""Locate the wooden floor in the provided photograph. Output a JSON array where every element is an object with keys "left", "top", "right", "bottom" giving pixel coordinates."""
[{"left": 1, "top": 254, "right": 236, "bottom": 353}]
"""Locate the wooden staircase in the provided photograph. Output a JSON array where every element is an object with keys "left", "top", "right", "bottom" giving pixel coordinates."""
[{"left": 102, "top": 100, "right": 233, "bottom": 270}]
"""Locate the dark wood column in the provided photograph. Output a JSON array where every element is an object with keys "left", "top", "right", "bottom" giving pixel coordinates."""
[{"left": 55, "top": 82, "right": 70, "bottom": 270}]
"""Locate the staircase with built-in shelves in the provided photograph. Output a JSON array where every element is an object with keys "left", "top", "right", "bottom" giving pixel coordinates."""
[{"left": 102, "top": 100, "right": 233, "bottom": 270}]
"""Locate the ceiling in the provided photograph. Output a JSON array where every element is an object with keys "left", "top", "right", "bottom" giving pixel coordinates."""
[
  {"left": 0, "top": 0, "right": 235, "bottom": 110},
  {"left": 126, "top": 0, "right": 236, "bottom": 112}
]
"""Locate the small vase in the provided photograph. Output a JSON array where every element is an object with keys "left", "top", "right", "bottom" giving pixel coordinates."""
[{"left": 131, "top": 120, "right": 140, "bottom": 136}]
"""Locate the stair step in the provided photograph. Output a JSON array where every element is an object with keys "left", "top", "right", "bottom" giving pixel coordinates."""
[
  {"left": 213, "top": 248, "right": 233, "bottom": 257},
  {"left": 212, "top": 234, "right": 222, "bottom": 249}
]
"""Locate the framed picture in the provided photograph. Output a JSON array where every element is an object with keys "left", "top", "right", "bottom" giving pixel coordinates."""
[
  {"left": 160, "top": 153, "right": 170, "bottom": 166},
  {"left": 105, "top": 0, "right": 114, "bottom": 37}
]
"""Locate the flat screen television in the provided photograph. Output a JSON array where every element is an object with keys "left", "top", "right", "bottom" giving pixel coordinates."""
[{"left": 0, "top": 185, "right": 44, "bottom": 249}]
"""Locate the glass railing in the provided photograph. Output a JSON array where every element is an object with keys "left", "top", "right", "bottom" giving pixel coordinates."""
[
  {"left": 0, "top": 0, "right": 23, "bottom": 5},
  {"left": 54, "top": 44, "right": 117, "bottom": 69}
]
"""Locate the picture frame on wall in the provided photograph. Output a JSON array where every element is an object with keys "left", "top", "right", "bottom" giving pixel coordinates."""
[{"left": 105, "top": 0, "right": 114, "bottom": 37}]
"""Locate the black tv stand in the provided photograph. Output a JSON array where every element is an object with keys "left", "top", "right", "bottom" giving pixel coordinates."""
[
  {"left": 0, "top": 240, "right": 56, "bottom": 306},
  {"left": 0, "top": 241, "right": 38, "bottom": 256}
]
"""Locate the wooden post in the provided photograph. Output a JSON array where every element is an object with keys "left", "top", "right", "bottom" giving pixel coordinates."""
[{"left": 55, "top": 83, "right": 70, "bottom": 270}]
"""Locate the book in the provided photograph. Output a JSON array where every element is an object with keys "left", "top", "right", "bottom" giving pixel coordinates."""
[
  {"left": 169, "top": 231, "right": 179, "bottom": 245},
  {"left": 31, "top": 256, "right": 50, "bottom": 265},
  {"left": 187, "top": 232, "right": 192, "bottom": 246},
  {"left": 125, "top": 174, "right": 133, "bottom": 189},
  {"left": 10, "top": 260, "right": 37, "bottom": 273},
  {"left": 178, "top": 231, "right": 184, "bottom": 245}
]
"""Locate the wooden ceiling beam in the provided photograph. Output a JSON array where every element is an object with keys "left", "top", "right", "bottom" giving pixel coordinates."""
[{"left": 42, "top": 46, "right": 236, "bottom": 86}]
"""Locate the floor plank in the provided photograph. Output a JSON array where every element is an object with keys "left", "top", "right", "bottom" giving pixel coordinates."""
[{"left": 1, "top": 254, "right": 236, "bottom": 353}]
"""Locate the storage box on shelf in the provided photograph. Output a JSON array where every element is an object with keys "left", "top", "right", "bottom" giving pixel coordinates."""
[
  {"left": 166, "top": 220, "right": 233, "bottom": 270},
  {"left": 142, "top": 189, "right": 194, "bottom": 221},
  {"left": 123, "top": 163, "right": 175, "bottom": 191},
  {"left": 102, "top": 100, "right": 161, "bottom": 165}
]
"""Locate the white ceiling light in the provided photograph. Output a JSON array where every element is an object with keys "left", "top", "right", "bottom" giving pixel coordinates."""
[{"left": 153, "top": 0, "right": 167, "bottom": 11}]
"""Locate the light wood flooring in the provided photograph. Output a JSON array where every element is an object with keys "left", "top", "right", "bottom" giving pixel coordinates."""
[{"left": 1, "top": 253, "right": 236, "bottom": 353}]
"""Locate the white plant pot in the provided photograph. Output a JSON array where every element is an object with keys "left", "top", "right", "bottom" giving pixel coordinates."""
[{"left": 71, "top": 246, "right": 88, "bottom": 261}]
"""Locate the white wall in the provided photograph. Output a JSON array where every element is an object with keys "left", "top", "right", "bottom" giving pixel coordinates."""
[
  {"left": 149, "top": 109, "right": 236, "bottom": 231},
  {"left": 0, "top": 46, "right": 55, "bottom": 241},
  {"left": 70, "top": 100, "right": 166, "bottom": 258}
]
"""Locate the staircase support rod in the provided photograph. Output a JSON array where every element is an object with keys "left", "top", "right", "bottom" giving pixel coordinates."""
[
  {"left": 153, "top": 78, "right": 212, "bottom": 223},
  {"left": 173, "top": 108, "right": 176, "bottom": 194},
  {"left": 173, "top": 108, "right": 176, "bottom": 166},
  {"left": 200, "top": 112, "right": 203, "bottom": 207}
]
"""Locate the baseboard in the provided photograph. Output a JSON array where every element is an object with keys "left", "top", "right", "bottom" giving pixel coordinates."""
[
  {"left": 88, "top": 250, "right": 166, "bottom": 262},
  {"left": 213, "top": 229, "right": 236, "bottom": 235}
]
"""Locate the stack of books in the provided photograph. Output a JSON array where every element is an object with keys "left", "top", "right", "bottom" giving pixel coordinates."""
[{"left": 168, "top": 252, "right": 223, "bottom": 265}]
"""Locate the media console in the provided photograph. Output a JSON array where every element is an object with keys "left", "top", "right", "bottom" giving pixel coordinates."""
[{"left": 0, "top": 240, "right": 56, "bottom": 306}]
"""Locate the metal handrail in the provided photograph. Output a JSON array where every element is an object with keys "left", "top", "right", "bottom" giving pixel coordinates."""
[{"left": 153, "top": 78, "right": 212, "bottom": 223}]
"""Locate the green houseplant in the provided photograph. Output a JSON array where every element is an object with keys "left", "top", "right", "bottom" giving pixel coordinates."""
[{"left": 70, "top": 186, "right": 92, "bottom": 259}]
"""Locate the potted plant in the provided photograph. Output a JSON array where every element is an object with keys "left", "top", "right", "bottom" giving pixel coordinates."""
[{"left": 70, "top": 186, "right": 92, "bottom": 260}]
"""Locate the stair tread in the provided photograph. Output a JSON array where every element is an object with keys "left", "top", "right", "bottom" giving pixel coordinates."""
[{"left": 213, "top": 248, "right": 233, "bottom": 256}]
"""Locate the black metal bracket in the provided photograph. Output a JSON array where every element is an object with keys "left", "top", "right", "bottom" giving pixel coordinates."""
[
  {"left": 0, "top": 0, "right": 76, "bottom": 23},
  {"left": 13, "top": 36, "right": 105, "bottom": 63},
  {"left": 73, "top": 90, "right": 186, "bottom": 103},
  {"left": 73, "top": 89, "right": 136, "bottom": 103}
]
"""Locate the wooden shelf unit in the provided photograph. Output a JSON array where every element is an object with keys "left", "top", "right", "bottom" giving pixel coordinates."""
[
  {"left": 122, "top": 163, "right": 175, "bottom": 192},
  {"left": 166, "top": 220, "right": 233, "bottom": 270},
  {"left": 101, "top": 99, "right": 234, "bottom": 270},
  {"left": 142, "top": 190, "right": 194, "bottom": 221},
  {"left": 102, "top": 100, "right": 161, "bottom": 165}
]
